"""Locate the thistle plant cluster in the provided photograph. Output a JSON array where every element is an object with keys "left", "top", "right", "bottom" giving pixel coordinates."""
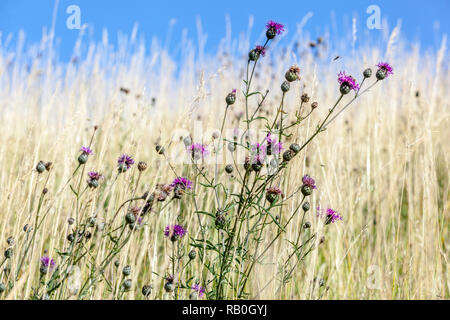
[{"left": 0, "top": 20, "right": 392, "bottom": 300}]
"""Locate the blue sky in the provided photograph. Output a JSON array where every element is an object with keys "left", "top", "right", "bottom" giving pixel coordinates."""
[{"left": 0, "top": 0, "right": 448, "bottom": 61}]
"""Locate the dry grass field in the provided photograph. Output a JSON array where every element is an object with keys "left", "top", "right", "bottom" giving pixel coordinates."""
[{"left": 0, "top": 20, "right": 448, "bottom": 300}]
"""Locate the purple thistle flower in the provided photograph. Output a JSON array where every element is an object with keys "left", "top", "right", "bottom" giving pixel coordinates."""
[
  {"left": 187, "top": 143, "right": 209, "bottom": 159},
  {"left": 317, "top": 207, "right": 343, "bottom": 224},
  {"left": 40, "top": 255, "right": 56, "bottom": 272},
  {"left": 164, "top": 224, "right": 187, "bottom": 241},
  {"left": 88, "top": 171, "right": 102, "bottom": 181},
  {"left": 265, "top": 133, "right": 283, "bottom": 154},
  {"left": 117, "top": 154, "right": 135, "bottom": 169},
  {"left": 255, "top": 45, "right": 266, "bottom": 57},
  {"left": 266, "top": 20, "right": 285, "bottom": 35},
  {"left": 302, "top": 174, "right": 317, "bottom": 189},
  {"left": 170, "top": 177, "right": 193, "bottom": 190},
  {"left": 192, "top": 283, "right": 206, "bottom": 298},
  {"left": 338, "top": 71, "right": 360, "bottom": 91},
  {"left": 376, "top": 62, "right": 393, "bottom": 77},
  {"left": 80, "top": 146, "right": 93, "bottom": 155},
  {"left": 251, "top": 143, "right": 267, "bottom": 164}
]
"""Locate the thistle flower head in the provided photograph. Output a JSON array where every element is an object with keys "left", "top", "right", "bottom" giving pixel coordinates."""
[
  {"left": 376, "top": 62, "right": 394, "bottom": 78},
  {"left": 265, "top": 133, "right": 283, "bottom": 154},
  {"left": 191, "top": 283, "right": 206, "bottom": 298},
  {"left": 266, "top": 186, "right": 282, "bottom": 195},
  {"left": 40, "top": 255, "right": 56, "bottom": 272},
  {"left": 117, "top": 154, "right": 135, "bottom": 169},
  {"left": 266, "top": 20, "right": 285, "bottom": 35},
  {"left": 251, "top": 143, "right": 267, "bottom": 164},
  {"left": 255, "top": 45, "right": 266, "bottom": 57},
  {"left": 80, "top": 146, "right": 93, "bottom": 155},
  {"left": 164, "top": 224, "right": 187, "bottom": 240},
  {"left": 317, "top": 207, "right": 343, "bottom": 224},
  {"left": 87, "top": 171, "right": 102, "bottom": 181},
  {"left": 187, "top": 143, "right": 209, "bottom": 159},
  {"left": 170, "top": 177, "right": 193, "bottom": 190},
  {"left": 337, "top": 71, "right": 360, "bottom": 91},
  {"left": 302, "top": 174, "right": 317, "bottom": 189}
]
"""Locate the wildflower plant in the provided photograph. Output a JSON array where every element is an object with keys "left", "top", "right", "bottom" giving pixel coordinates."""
[{"left": 0, "top": 20, "right": 395, "bottom": 301}]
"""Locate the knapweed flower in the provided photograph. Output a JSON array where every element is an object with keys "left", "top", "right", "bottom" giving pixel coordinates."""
[
  {"left": 80, "top": 146, "right": 93, "bottom": 155},
  {"left": 187, "top": 143, "right": 209, "bottom": 160},
  {"left": 156, "top": 184, "right": 173, "bottom": 202},
  {"left": 117, "top": 154, "right": 135, "bottom": 172},
  {"left": 170, "top": 177, "right": 193, "bottom": 190},
  {"left": 164, "top": 224, "right": 187, "bottom": 241},
  {"left": 265, "top": 133, "right": 283, "bottom": 155},
  {"left": 317, "top": 207, "right": 343, "bottom": 224},
  {"left": 376, "top": 62, "right": 393, "bottom": 80},
  {"left": 301, "top": 174, "right": 316, "bottom": 196},
  {"left": 266, "top": 186, "right": 283, "bottom": 204},
  {"left": 40, "top": 255, "right": 56, "bottom": 274},
  {"left": 78, "top": 146, "right": 93, "bottom": 164},
  {"left": 302, "top": 174, "right": 317, "bottom": 189},
  {"left": 191, "top": 283, "right": 206, "bottom": 298},
  {"left": 249, "top": 45, "right": 267, "bottom": 61},
  {"left": 255, "top": 45, "right": 266, "bottom": 56},
  {"left": 226, "top": 89, "right": 237, "bottom": 105},
  {"left": 285, "top": 65, "right": 300, "bottom": 82},
  {"left": 87, "top": 171, "right": 102, "bottom": 188},
  {"left": 337, "top": 71, "right": 360, "bottom": 94},
  {"left": 250, "top": 143, "right": 266, "bottom": 171},
  {"left": 266, "top": 20, "right": 285, "bottom": 39}
]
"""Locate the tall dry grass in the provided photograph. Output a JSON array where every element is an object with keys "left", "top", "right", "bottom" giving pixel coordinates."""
[{"left": 0, "top": 20, "right": 448, "bottom": 299}]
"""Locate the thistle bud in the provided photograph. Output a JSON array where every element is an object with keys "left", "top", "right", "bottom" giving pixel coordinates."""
[
  {"left": 122, "top": 279, "right": 132, "bottom": 290},
  {"left": 225, "top": 89, "right": 236, "bottom": 105},
  {"left": 376, "top": 68, "right": 387, "bottom": 80},
  {"left": 363, "top": 68, "right": 372, "bottom": 78},
  {"left": 301, "top": 184, "right": 313, "bottom": 196},
  {"left": 301, "top": 93, "right": 310, "bottom": 103},
  {"left": 225, "top": 165, "right": 234, "bottom": 174},
  {"left": 68, "top": 217, "right": 75, "bottom": 225},
  {"left": 281, "top": 81, "right": 290, "bottom": 92},
  {"left": 125, "top": 212, "right": 136, "bottom": 225},
  {"left": 7, "top": 237, "right": 14, "bottom": 246},
  {"left": 164, "top": 282, "right": 175, "bottom": 293},
  {"left": 282, "top": 150, "right": 294, "bottom": 162},
  {"left": 285, "top": 65, "right": 300, "bottom": 82},
  {"left": 289, "top": 143, "right": 300, "bottom": 154},
  {"left": 215, "top": 212, "right": 226, "bottom": 230},
  {"left": 339, "top": 83, "right": 351, "bottom": 95},
  {"left": 123, "top": 265, "right": 131, "bottom": 276},
  {"left": 142, "top": 285, "right": 152, "bottom": 297},
  {"left": 302, "top": 201, "right": 310, "bottom": 211},
  {"left": 252, "top": 163, "right": 263, "bottom": 172},
  {"left": 303, "top": 221, "right": 311, "bottom": 229},
  {"left": 311, "top": 102, "right": 319, "bottom": 109},
  {"left": 4, "top": 248, "right": 13, "bottom": 259},
  {"left": 114, "top": 260, "right": 120, "bottom": 268},
  {"left": 248, "top": 49, "right": 260, "bottom": 61},
  {"left": 188, "top": 250, "right": 197, "bottom": 260},
  {"left": 87, "top": 179, "right": 99, "bottom": 189},
  {"left": 67, "top": 234, "right": 75, "bottom": 242},
  {"left": 36, "top": 161, "right": 46, "bottom": 174},
  {"left": 45, "top": 162, "right": 53, "bottom": 171},
  {"left": 137, "top": 161, "right": 148, "bottom": 172},
  {"left": 78, "top": 153, "right": 88, "bottom": 165}
]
